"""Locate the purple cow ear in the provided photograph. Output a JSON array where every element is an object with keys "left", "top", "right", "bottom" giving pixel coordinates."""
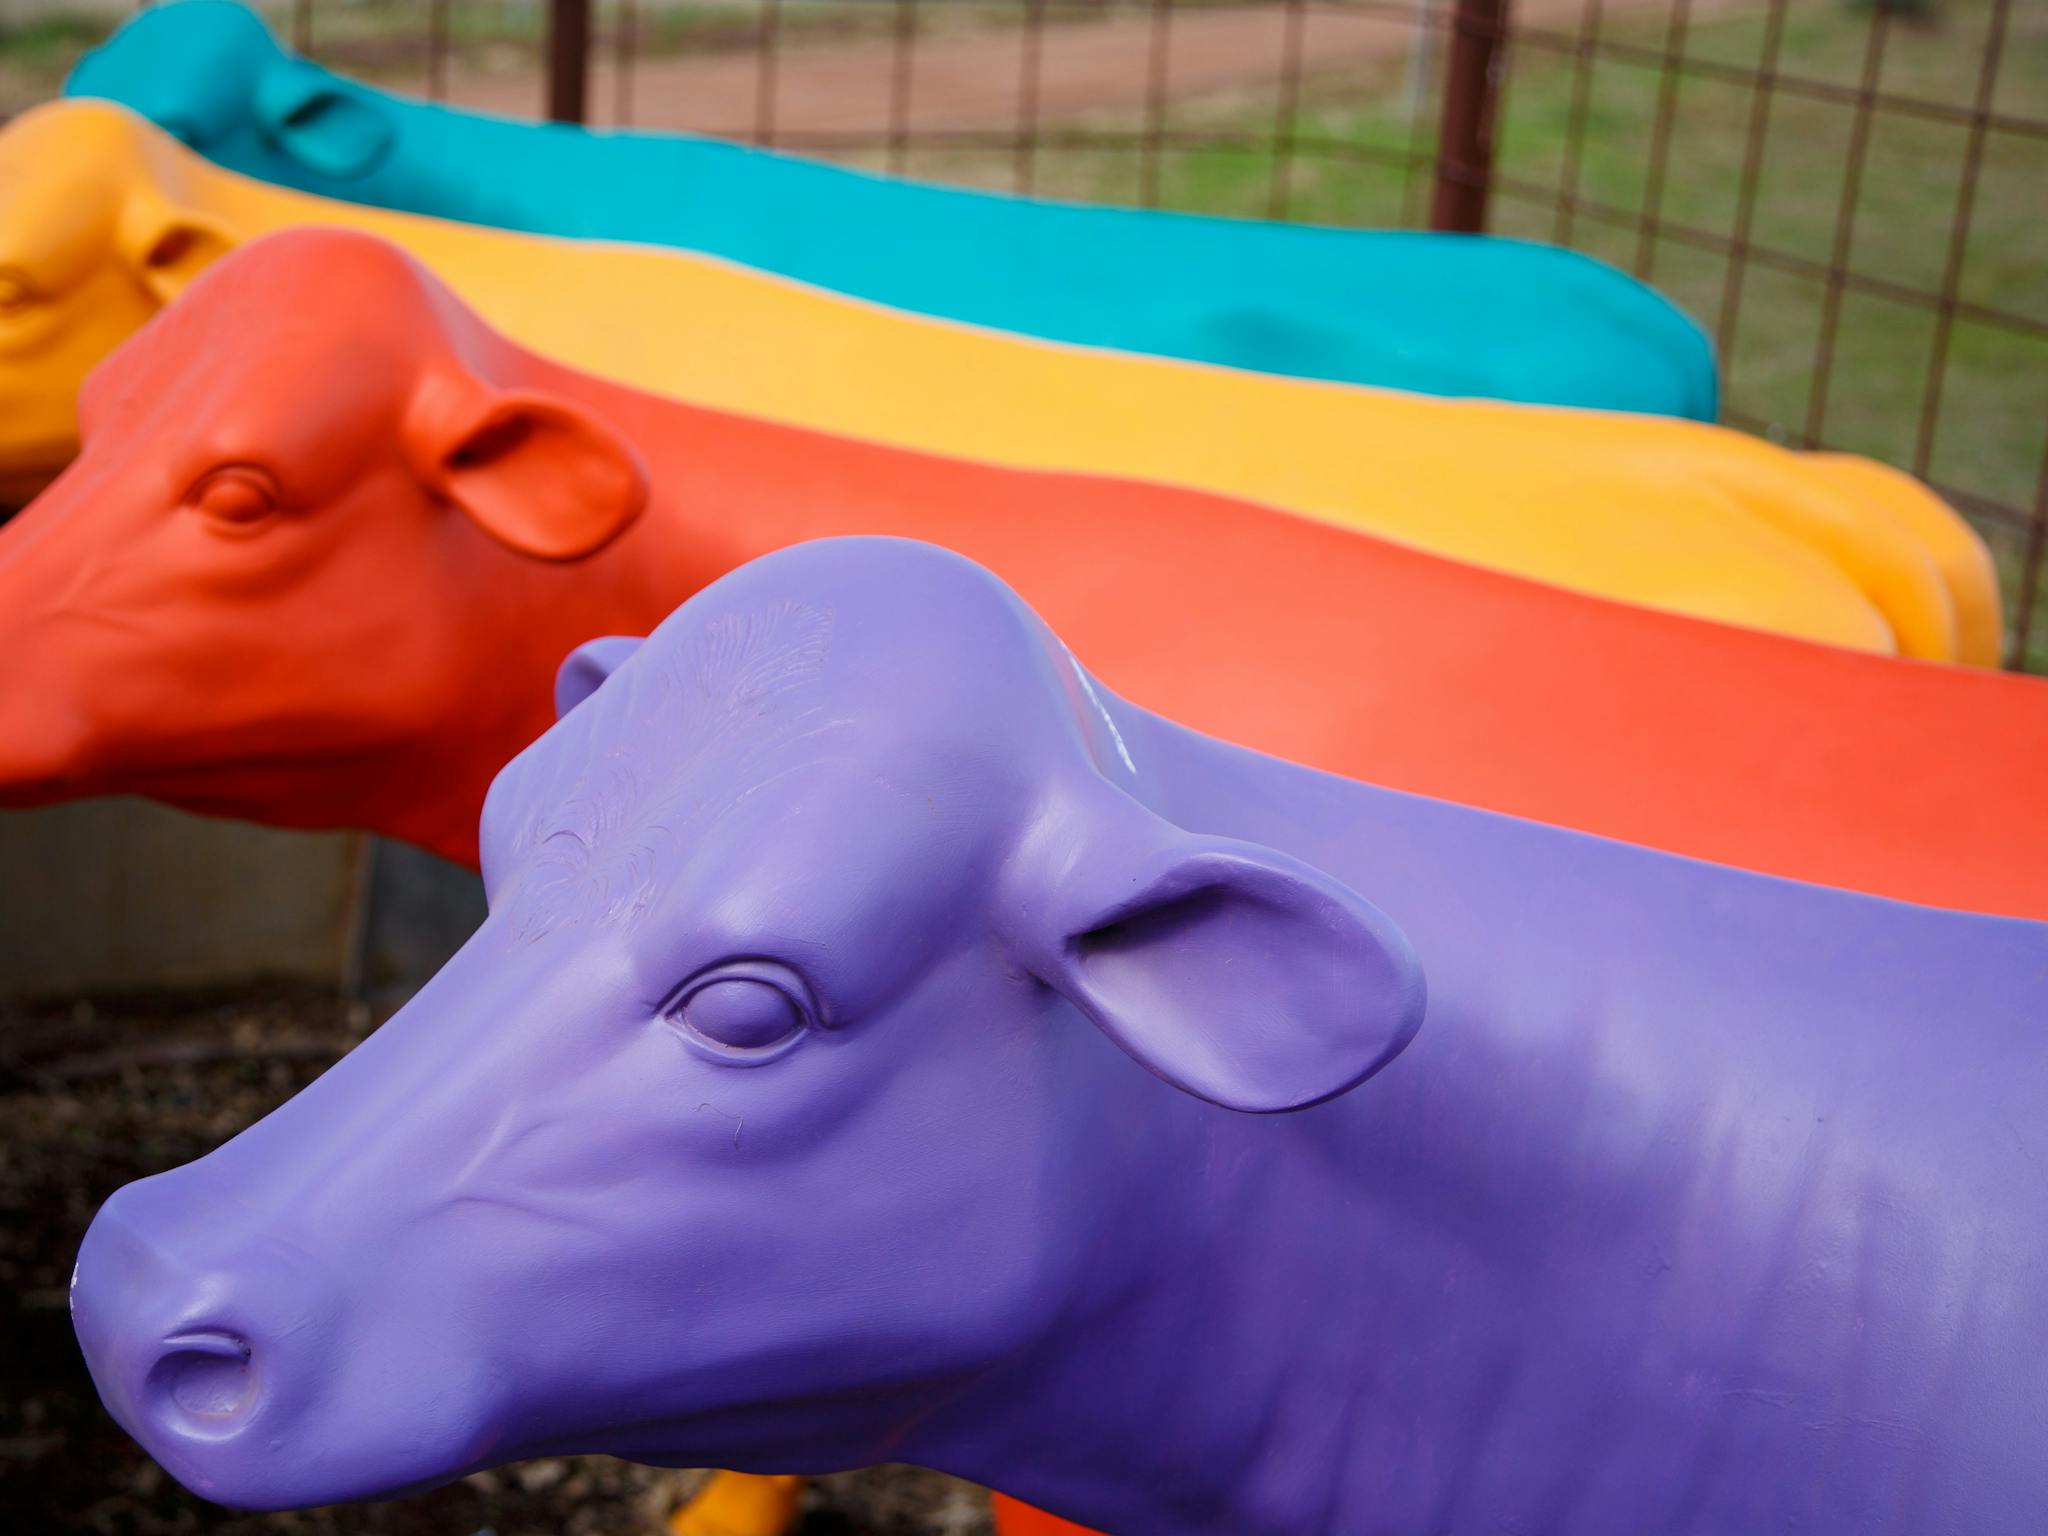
[
  {"left": 554, "top": 635, "right": 644, "bottom": 719},
  {"left": 1021, "top": 793, "right": 1426, "bottom": 1114}
]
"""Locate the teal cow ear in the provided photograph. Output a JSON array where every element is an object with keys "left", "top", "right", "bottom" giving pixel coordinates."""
[{"left": 252, "top": 61, "right": 395, "bottom": 180}]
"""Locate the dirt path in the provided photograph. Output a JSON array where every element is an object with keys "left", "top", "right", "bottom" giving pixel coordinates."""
[
  {"left": 440, "top": 0, "right": 1759, "bottom": 142},
  {"left": 438, "top": 4, "right": 1520, "bottom": 139},
  {"left": 2, "top": 1, "right": 1754, "bottom": 141}
]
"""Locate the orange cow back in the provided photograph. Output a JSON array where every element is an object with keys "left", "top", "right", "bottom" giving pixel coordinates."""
[{"left": 1, "top": 230, "right": 2042, "bottom": 924}]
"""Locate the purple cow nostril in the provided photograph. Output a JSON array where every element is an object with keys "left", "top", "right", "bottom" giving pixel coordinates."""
[{"left": 150, "top": 1331, "right": 258, "bottom": 1427}]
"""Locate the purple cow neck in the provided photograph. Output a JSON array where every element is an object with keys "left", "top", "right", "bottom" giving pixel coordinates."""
[{"left": 73, "top": 539, "right": 2048, "bottom": 1535}]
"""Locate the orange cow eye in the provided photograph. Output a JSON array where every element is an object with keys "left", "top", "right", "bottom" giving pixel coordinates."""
[
  {"left": 190, "top": 469, "right": 279, "bottom": 528},
  {"left": 0, "top": 272, "right": 31, "bottom": 311}
]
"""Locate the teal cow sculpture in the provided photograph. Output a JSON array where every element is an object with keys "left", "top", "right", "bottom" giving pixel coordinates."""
[{"left": 67, "top": 0, "right": 1718, "bottom": 418}]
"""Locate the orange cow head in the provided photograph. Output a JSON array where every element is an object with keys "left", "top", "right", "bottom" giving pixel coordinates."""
[{"left": 0, "top": 229, "right": 648, "bottom": 864}]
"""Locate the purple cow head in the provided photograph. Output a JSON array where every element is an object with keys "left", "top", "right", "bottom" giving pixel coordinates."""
[{"left": 70, "top": 537, "right": 1424, "bottom": 1511}]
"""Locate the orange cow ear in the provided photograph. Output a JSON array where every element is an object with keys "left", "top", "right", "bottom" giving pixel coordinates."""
[
  {"left": 115, "top": 192, "right": 237, "bottom": 306},
  {"left": 411, "top": 387, "right": 649, "bottom": 562}
]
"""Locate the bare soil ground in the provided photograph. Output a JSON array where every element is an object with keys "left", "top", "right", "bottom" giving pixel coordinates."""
[
  {"left": 0, "top": 988, "right": 992, "bottom": 1535},
  {"left": 431, "top": 0, "right": 1752, "bottom": 142},
  {"left": 451, "top": 5, "right": 1429, "bottom": 136}
]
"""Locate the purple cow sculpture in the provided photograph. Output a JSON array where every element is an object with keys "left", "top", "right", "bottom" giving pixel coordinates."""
[{"left": 73, "top": 539, "right": 2048, "bottom": 1535}]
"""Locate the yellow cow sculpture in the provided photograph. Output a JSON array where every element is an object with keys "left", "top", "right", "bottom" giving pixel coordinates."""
[{"left": 0, "top": 100, "right": 2000, "bottom": 663}]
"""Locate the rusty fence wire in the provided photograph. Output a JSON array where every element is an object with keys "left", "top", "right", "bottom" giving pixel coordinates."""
[{"left": 75, "top": 3, "right": 2048, "bottom": 665}]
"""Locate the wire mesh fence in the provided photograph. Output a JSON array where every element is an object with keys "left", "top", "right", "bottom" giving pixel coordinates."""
[
  {"left": 7, "top": 0, "right": 2038, "bottom": 662},
  {"left": 1480, "top": 0, "right": 2047, "bottom": 668}
]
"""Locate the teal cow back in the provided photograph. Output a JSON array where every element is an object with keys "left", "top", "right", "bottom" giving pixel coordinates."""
[{"left": 68, "top": 0, "right": 1717, "bottom": 418}]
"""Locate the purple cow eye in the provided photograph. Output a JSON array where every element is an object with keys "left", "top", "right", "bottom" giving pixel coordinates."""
[{"left": 674, "top": 977, "right": 806, "bottom": 1055}]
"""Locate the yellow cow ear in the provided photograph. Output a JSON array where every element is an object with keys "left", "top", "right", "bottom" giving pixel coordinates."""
[{"left": 115, "top": 189, "right": 237, "bottom": 307}]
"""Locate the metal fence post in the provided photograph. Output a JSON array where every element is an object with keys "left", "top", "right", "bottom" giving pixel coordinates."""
[
  {"left": 548, "top": 0, "right": 593, "bottom": 124},
  {"left": 1430, "top": 0, "right": 1510, "bottom": 233}
]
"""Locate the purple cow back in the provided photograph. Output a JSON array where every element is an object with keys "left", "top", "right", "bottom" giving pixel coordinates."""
[{"left": 73, "top": 538, "right": 2048, "bottom": 1534}]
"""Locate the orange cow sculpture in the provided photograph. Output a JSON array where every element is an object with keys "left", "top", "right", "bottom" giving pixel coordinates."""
[{"left": 3, "top": 228, "right": 2044, "bottom": 928}]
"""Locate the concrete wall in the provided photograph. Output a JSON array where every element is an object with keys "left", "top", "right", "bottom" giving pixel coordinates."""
[
  {"left": 0, "top": 800, "right": 367, "bottom": 1000},
  {"left": 357, "top": 836, "right": 487, "bottom": 1010}
]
